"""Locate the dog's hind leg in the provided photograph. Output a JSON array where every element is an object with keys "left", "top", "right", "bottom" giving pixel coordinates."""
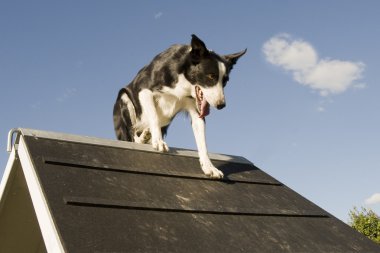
[{"left": 113, "top": 94, "right": 134, "bottom": 142}]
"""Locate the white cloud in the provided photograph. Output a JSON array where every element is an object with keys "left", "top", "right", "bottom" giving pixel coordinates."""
[
  {"left": 154, "top": 12, "right": 163, "bottom": 19},
  {"left": 263, "top": 34, "right": 365, "bottom": 96},
  {"left": 365, "top": 193, "right": 380, "bottom": 205},
  {"left": 316, "top": 97, "right": 333, "bottom": 112},
  {"left": 317, "top": 106, "right": 325, "bottom": 112},
  {"left": 56, "top": 88, "right": 77, "bottom": 102},
  {"left": 263, "top": 34, "right": 317, "bottom": 72},
  {"left": 30, "top": 101, "right": 41, "bottom": 110}
]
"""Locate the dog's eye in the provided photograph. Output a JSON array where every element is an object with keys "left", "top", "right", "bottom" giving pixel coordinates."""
[{"left": 207, "top": 74, "right": 217, "bottom": 81}]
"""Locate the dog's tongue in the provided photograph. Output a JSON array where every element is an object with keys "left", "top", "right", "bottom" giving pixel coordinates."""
[
  {"left": 196, "top": 86, "right": 210, "bottom": 119},
  {"left": 199, "top": 98, "right": 210, "bottom": 118}
]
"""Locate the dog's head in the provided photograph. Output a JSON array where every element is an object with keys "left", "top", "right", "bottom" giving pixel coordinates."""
[{"left": 188, "top": 34, "right": 246, "bottom": 118}]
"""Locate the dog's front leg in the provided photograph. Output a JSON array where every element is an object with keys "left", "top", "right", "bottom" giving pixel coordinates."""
[
  {"left": 138, "top": 89, "right": 169, "bottom": 152},
  {"left": 188, "top": 109, "right": 224, "bottom": 179}
]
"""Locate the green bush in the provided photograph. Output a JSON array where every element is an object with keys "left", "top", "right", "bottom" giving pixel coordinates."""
[{"left": 348, "top": 207, "right": 380, "bottom": 244}]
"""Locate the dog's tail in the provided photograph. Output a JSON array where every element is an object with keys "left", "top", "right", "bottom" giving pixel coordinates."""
[{"left": 113, "top": 88, "right": 134, "bottom": 141}]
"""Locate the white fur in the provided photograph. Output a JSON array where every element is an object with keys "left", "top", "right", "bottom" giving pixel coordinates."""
[
  {"left": 133, "top": 65, "right": 226, "bottom": 178},
  {"left": 185, "top": 103, "right": 224, "bottom": 178},
  {"left": 138, "top": 89, "right": 169, "bottom": 152},
  {"left": 135, "top": 74, "right": 192, "bottom": 131}
]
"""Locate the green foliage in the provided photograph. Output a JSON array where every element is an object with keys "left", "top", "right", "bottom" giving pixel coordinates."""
[{"left": 349, "top": 207, "right": 380, "bottom": 244}]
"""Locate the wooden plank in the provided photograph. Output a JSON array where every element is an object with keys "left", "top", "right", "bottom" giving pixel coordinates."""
[
  {"left": 20, "top": 135, "right": 380, "bottom": 253},
  {"left": 39, "top": 162, "right": 326, "bottom": 216},
  {"left": 25, "top": 136, "right": 280, "bottom": 185}
]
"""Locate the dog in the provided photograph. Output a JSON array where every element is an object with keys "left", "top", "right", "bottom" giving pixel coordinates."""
[{"left": 113, "top": 34, "right": 246, "bottom": 179}]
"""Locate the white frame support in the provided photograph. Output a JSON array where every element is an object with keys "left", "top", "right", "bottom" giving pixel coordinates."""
[
  {"left": 18, "top": 136, "right": 65, "bottom": 252},
  {"left": 7, "top": 128, "right": 21, "bottom": 153}
]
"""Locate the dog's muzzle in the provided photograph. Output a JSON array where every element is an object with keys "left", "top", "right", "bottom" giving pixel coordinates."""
[{"left": 216, "top": 102, "right": 226, "bottom": 110}]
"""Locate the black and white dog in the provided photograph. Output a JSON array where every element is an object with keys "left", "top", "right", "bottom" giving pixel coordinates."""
[{"left": 113, "top": 35, "right": 246, "bottom": 179}]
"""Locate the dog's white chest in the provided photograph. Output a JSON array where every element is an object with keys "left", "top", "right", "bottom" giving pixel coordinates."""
[
  {"left": 154, "top": 75, "right": 193, "bottom": 122},
  {"left": 136, "top": 74, "right": 194, "bottom": 130}
]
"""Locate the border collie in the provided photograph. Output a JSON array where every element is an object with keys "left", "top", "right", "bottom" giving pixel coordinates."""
[{"left": 113, "top": 35, "right": 246, "bottom": 179}]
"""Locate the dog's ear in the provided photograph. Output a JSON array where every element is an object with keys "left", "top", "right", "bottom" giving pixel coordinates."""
[
  {"left": 224, "top": 49, "right": 247, "bottom": 67},
  {"left": 190, "top": 34, "right": 209, "bottom": 64}
]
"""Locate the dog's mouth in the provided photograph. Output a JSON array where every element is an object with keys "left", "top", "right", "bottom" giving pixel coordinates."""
[{"left": 195, "top": 86, "right": 210, "bottom": 118}]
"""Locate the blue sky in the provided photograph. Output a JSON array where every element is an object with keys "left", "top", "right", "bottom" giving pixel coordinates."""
[{"left": 1, "top": 0, "right": 379, "bottom": 222}]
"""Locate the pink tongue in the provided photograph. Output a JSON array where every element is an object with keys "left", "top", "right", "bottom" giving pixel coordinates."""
[{"left": 199, "top": 99, "right": 210, "bottom": 118}]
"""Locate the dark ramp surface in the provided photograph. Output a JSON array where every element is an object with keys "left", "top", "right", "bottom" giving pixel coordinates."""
[{"left": 23, "top": 135, "right": 380, "bottom": 253}]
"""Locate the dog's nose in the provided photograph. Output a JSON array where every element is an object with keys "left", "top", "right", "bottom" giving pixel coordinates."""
[{"left": 216, "top": 103, "right": 226, "bottom": 110}]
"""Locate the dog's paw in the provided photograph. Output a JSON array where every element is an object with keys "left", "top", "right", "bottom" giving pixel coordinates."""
[
  {"left": 134, "top": 129, "right": 152, "bottom": 144},
  {"left": 152, "top": 139, "right": 169, "bottom": 152},
  {"left": 200, "top": 160, "right": 224, "bottom": 179}
]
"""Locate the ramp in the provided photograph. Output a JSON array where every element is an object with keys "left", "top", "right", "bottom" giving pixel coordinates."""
[{"left": 1, "top": 128, "right": 379, "bottom": 252}]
